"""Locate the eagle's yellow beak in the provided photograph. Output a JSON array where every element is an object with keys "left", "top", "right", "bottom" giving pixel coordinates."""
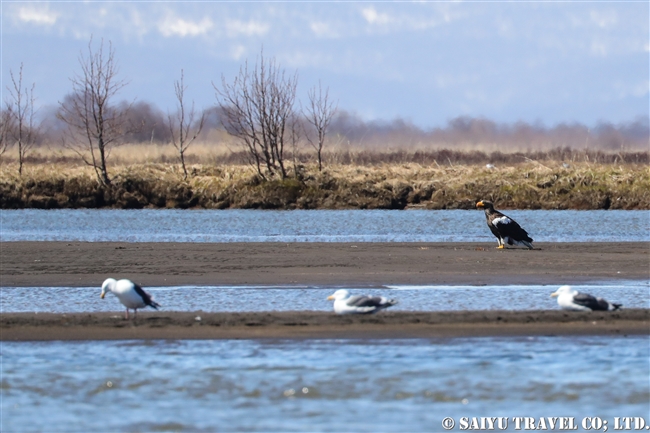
[
  {"left": 476, "top": 201, "right": 484, "bottom": 208},
  {"left": 327, "top": 295, "right": 335, "bottom": 301},
  {"left": 550, "top": 293, "right": 558, "bottom": 298},
  {"left": 100, "top": 292, "right": 106, "bottom": 299}
]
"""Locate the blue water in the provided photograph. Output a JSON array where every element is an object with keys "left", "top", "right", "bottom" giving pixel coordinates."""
[
  {"left": 1, "top": 209, "right": 648, "bottom": 242},
  {"left": 2, "top": 209, "right": 649, "bottom": 432},
  {"left": 2, "top": 281, "right": 648, "bottom": 314},
  {"left": 2, "top": 337, "right": 648, "bottom": 432}
]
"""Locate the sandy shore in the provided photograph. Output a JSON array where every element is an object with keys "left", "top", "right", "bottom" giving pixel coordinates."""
[
  {"left": 2, "top": 241, "right": 647, "bottom": 340},
  {"left": 2, "top": 310, "right": 648, "bottom": 341},
  {"left": 2, "top": 241, "right": 648, "bottom": 287}
]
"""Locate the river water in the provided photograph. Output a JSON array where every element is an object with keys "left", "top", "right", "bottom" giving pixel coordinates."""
[
  {"left": 2, "top": 209, "right": 649, "bottom": 432},
  {"left": 1, "top": 209, "right": 648, "bottom": 242},
  {"left": 2, "top": 337, "right": 649, "bottom": 432},
  {"left": 2, "top": 281, "right": 648, "bottom": 314}
]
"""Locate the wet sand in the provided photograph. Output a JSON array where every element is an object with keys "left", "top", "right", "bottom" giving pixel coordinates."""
[
  {"left": 2, "top": 310, "right": 648, "bottom": 341},
  {"left": 2, "top": 241, "right": 648, "bottom": 340},
  {"left": 2, "top": 241, "right": 648, "bottom": 287}
]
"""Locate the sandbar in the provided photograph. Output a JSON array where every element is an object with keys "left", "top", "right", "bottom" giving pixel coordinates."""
[
  {"left": 1, "top": 310, "right": 648, "bottom": 341},
  {"left": 2, "top": 241, "right": 648, "bottom": 340},
  {"left": 2, "top": 241, "right": 648, "bottom": 287}
]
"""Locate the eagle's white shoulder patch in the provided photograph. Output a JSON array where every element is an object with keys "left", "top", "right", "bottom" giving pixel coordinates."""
[{"left": 492, "top": 216, "right": 511, "bottom": 225}]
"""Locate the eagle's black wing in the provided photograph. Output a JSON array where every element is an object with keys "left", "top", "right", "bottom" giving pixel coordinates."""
[
  {"left": 133, "top": 283, "right": 161, "bottom": 309},
  {"left": 492, "top": 214, "right": 533, "bottom": 243}
]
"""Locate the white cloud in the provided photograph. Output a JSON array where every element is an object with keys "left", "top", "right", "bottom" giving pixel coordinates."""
[
  {"left": 361, "top": 7, "right": 391, "bottom": 25},
  {"left": 226, "top": 20, "right": 269, "bottom": 38},
  {"left": 310, "top": 21, "right": 339, "bottom": 39},
  {"left": 359, "top": 5, "right": 457, "bottom": 33},
  {"left": 158, "top": 15, "right": 213, "bottom": 38},
  {"left": 17, "top": 6, "right": 58, "bottom": 25}
]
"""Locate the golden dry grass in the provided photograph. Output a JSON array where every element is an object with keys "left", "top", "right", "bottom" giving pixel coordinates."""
[
  {"left": 2, "top": 158, "right": 648, "bottom": 210},
  {"left": 4, "top": 139, "right": 648, "bottom": 168}
]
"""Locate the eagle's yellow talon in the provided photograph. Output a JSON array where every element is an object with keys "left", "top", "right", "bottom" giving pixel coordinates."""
[{"left": 497, "top": 245, "right": 505, "bottom": 249}]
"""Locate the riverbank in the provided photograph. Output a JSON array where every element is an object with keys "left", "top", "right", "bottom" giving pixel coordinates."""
[
  {"left": 1, "top": 161, "right": 648, "bottom": 210},
  {"left": 2, "top": 242, "right": 648, "bottom": 287},
  {"left": 2, "top": 310, "right": 647, "bottom": 341}
]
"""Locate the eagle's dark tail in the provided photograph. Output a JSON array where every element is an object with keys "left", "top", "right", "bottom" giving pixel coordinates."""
[{"left": 521, "top": 240, "right": 534, "bottom": 250}]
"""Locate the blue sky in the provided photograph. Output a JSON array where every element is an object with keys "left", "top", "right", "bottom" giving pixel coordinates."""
[{"left": 2, "top": 1, "right": 648, "bottom": 128}]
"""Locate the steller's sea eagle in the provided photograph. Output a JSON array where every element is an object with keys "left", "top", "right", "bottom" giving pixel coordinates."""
[
  {"left": 327, "top": 289, "right": 398, "bottom": 314},
  {"left": 101, "top": 278, "right": 161, "bottom": 319},
  {"left": 551, "top": 285, "right": 622, "bottom": 311},
  {"left": 476, "top": 200, "right": 534, "bottom": 249}
]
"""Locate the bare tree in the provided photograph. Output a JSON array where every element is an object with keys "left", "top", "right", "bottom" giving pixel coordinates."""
[
  {"left": 6, "top": 63, "right": 38, "bottom": 174},
  {"left": 303, "top": 81, "right": 337, "bottom": 172},
  {"left": 288, "top": 112, "right": 303, "bottom": 178},
  {"left": 214, "top": 51, "right": 298, "bottom": 180},
  {"left": 168, "top": 70, "right": 206, "bottom": 180},
  {"left": 57, "top": 38, "right": 132, "bottom": 185},
  {"left": 0, "top": 107, "right": 15, "bottom": 159}
]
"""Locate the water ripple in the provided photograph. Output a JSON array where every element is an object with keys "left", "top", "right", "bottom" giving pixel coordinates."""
[
  {"left": 2, "top": 337, "right": 648, "bottom": 432},
  {"left": 1, "top": 209, "right": 648, "bottom": 243}
]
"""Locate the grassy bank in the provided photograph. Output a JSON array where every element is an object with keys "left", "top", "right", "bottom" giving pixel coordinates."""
[{"left": 1, "top": 160, "right": 648, "bottom": 210}]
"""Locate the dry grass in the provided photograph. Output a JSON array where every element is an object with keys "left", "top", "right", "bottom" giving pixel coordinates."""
[
  {"left": 1, "top": 158, "right": 648, "bottom": 210},
  {"left": 5, "top": 140, "right": 649, "bottom": 168}
]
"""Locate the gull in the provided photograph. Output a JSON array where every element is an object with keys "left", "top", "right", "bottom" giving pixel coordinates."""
[
  {"left": 100, "top": 278, "right": 161, "bottom": 319},
  {"left": 550, "top": 285, "right": 621, "bottom": 311},
  {"left": 327, "top": 289, "right": 398, "bottom": 315}
]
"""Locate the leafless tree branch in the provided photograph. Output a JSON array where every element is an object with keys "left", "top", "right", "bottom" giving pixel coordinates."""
[
  {"left": 214, "top": 50, "right": 298, "bottom": 180},
  {"left": 303, "top": 81, "right": 337, "bottom": 172},
  {"left": 6, "top": 63, "right": 39, "bottom": 174},
  {"left": 168, "top": 69, "right": 206, "bottom": 180},
  {"left": 57, "top": 37, "right": 133, "bottom": 185}
]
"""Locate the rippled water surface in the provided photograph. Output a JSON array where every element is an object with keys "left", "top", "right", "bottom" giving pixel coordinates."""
[
  {"left": 2, "top": 281, "right": 648, "bottom": 313},
  {"left": 3, "top": 209, "right": 649, "bottom": 432},
  {"left": 1, "top": 209, "right": 648, "bottom": 242},
  {"left": 2, "top": 337, "right": 648, "bottom": 432}
]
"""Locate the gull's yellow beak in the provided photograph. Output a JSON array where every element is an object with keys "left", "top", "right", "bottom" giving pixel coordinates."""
[
  {"left": 100, "top": 292, "right": 106, "bottom": 299},
  {"left": 476, "top": 201, "right": 484, "bottom": 208},
  {"left": 550, "top": 293, "right": 558, "bottom": 298},
  {"left": 327, "top": 295, "right": 335, "bottom": 301}
]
